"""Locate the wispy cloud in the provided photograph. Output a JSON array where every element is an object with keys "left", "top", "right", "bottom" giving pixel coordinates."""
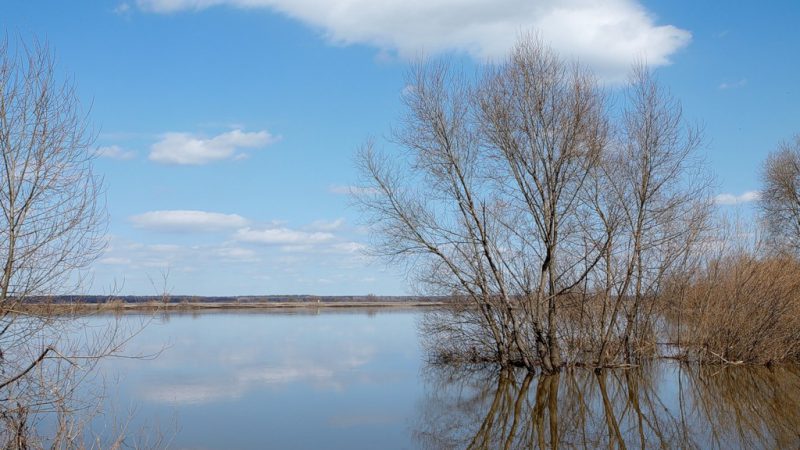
[
  {"left": 95, "top": 145, "right": 136, "bottom": 160},
  {"left": 98, "top": 256, "right": 132, "bottom": 265},
  {"left": 308, "top": 218, "right": 345, "bottom": 232},
  {"left": 91, "top": 223, "right": 387, "bottom": 295},
  {"left": 328, "top": 185, "right": 378, "bottom": 195},
  {"left": 113, "top": 2, "right": 131, "bottom": 14},
  {"left": 718, "top": 78, "right": 747, "bottom": 90},
  {"left": 134, "top": 0, "right": 691, "bottom": 81},
  {"left": 215, "top": 246, "right": 260, "bottom": 262},
  {"left": 149, "top": 129, "right": 277, "bottom": 165},
  {"left": 137, "top": 345, "right": 375, "bottom": 405},
  {"left": 140, "top": 366, "right": 338, "bottom": 405},
  {"left": 234, "top": 227, "right": 334, "bottom": 245},
  {"left": 330, "top": 242, "right": 367, "bottom": 254},
  {"left": 130, "top": 210, "right": 249, "bottom": 232},
  {"left": 714, "top": 191, "right": 761, "bottom": 205}
]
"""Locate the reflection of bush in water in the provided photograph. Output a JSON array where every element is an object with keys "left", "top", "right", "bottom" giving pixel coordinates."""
[
  {"left": 413, "top": 363, "right": 800, "bottom": 449},
  {"left": 684, "top": 365, "right": 800, "bottom": 449}
]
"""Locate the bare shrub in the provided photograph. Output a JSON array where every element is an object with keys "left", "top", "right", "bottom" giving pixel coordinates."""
[
  {"left": 662, "top": 213, "right": 800, "bottom": 365},
  {"left": 674, "top": 249, "right": 800, "bottom": 365}
]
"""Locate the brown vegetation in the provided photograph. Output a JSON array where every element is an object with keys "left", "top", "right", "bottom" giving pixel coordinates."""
[{"left": 667, "top": 248, "right": 800, "bottom": 365}]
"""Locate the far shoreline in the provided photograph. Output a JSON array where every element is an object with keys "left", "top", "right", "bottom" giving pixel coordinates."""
[{"left": 15, "top": 296, "right": 449, "bottom": 313}]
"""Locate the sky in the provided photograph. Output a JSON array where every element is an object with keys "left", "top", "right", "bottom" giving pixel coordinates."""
[{"left": 3, "top": 1, "right": 799, "bottom": 296}]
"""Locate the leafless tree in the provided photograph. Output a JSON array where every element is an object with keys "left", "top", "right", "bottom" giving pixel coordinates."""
[
  {"left": 475, "top": 37, "right": 610, "bottom": 372},
  {"left": 0, "top": 38, "right": 105, "bottom": 305},
  {"left": 760, "top": 134, "right": 800, "bottom": 253},
  {"left": 591, "top": 65, "right": 712, "bottom": 365},
  {"left": 0, "top": 36, "right": 144, "bottom": 448},
  {"left": 358, "top": 37, "right": 608, "bottom": 373},
  {"left": 357, "top": 36, "right": 711, "bottom": 372}
]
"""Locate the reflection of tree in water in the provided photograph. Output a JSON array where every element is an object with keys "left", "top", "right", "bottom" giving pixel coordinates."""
[
  {"left": 681, "top": 365, "right": 800, "bottom": 449},
  {"left": 413, "top": 363, "right": 800, "bottom": 449}
]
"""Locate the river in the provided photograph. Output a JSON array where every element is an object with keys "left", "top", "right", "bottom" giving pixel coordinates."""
[{"left": 53, "top": 309, "right": 800, "bottom": 449}]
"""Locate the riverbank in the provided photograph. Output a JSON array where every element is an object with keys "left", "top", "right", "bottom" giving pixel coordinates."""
[{"left": 14, "top": 297, "right": 448, "bottom": 313}]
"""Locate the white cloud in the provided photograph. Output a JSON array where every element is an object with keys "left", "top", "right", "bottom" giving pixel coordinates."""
[
  {"left": 719, "top": 78, "right": 747, "bottom": 90},
  {"left": 134, "top": 0, "right": 690, "bottom": 80},
  {"left": 280, "top": 245, "right": 314, "bottom": 253},
  {"left": 140, "top": 366, "right": 338, "bottom": 405},
  {"left": 99, "top": 256, "right": 132, "bottom": 265},
  {"left": 96, "top": 145, "right": 136, "bottom": 160},
  {"left": 130, "top": 210, "right": 249, "bottom": 232},
  {"left": 714, "top": 191, "right": 761, "bottom": 205},
  {"left": 328, "top": 185, "right": 378, "bottom": 195},
  {"left": 234, "top": 226, "right": 334, "bottom": 245},
  {"left": 308, "top": 218, "right": 345, "bottom": 232},
  {"left": 114, "top": 2, "right": 132, "bottom": 14},
  {"left": 147, "top": 243, "right": 183, "bottom": 252},
  {"left": 330, "top": 242, "right": 367, "bottom": 254},
  {"left": 149, "top": 129, "right": 277, "bottom": 165},
  {"left": 216, "top": 246, "right": 259, "bottom": 261}
]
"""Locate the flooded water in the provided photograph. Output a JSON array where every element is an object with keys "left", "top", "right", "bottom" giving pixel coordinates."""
[{"left": 71, "top": 309, "right": 800, "bottom": 449}]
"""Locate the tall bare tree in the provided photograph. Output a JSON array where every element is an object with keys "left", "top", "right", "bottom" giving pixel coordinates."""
[
  {"left": 358, "top": 37, "right": 609, "bottom": 373},
  {"left": 0, "top": 37, "right": 105, "bottom": 303},
  {"left": 0, "top": 37, "right": 115, "bottom": 448},
  {"left": 593, "top": 66, "right": 712, "bottom": 365},
  {"left": 760, "top": 135, "right": 800, "bottom": 253},
  {"left": 475, "top": 38, "right": 610, "bottom": 371},
  {"left": 357, "top": 36, "right": 711, "bottom": 373}
]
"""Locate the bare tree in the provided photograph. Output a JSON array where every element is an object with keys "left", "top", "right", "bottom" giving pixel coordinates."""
[
  {"left": 0, "top": 36, "right": 122, "bottom": 448},
  {"left": 357, "top": 36, "right": 710, "bottom": 373},
  {"left": 357, "top": 37, "right": 609, "bottom": 373},
  {"left": 592, "top": 66, "right": 712, "bottom": 365},
  {"left": 474, "top": 38, "right": 610, "bottom": 372},
  {"left": 760, "top": 134, "right": 800, "bottom": 253}
]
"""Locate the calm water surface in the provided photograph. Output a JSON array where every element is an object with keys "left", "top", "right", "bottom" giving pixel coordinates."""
[{"left": 79, "top": 309, "right": 800, "bottom": 449}]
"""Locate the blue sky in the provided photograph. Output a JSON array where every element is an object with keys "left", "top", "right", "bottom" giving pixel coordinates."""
[{"left": 3, "top": 1, "right": 799, "bottom": 296}]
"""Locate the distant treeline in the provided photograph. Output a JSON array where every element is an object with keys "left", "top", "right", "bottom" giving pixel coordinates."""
[{"left": 24, "top": 295, "right": 447, "bottom": 304}]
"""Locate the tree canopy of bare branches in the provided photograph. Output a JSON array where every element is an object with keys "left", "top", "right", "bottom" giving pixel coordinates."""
[
  {"left": 760, "top": 135, "right": 800, "bottom": 253},
  {"left": 356, "top": 36, "right": 711, "bottom": 373},
  {"left": 0, "top": 38, "right": 104, "bottom": 305}
]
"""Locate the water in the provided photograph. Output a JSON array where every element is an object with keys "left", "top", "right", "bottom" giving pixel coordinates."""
[{"left": 63, "top": 309, "right": 800, "bottom": 449}]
